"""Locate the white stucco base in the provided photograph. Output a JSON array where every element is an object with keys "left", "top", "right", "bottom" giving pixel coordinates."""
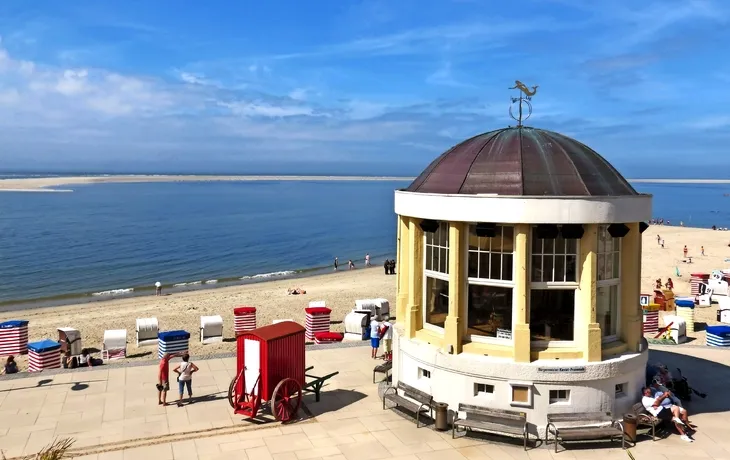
[{"left": 392, "top": 327, "right": 648, "bottom": 437}]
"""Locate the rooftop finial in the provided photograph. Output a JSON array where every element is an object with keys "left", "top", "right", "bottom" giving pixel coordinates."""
[{"left": 509, "top": 80, "right": 538, "bottom": 127}]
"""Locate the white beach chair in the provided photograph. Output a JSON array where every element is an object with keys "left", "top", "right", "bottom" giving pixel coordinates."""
[
  {"left": 57, "top": 327, "right": 83, "bottom": 356},
  {"left": 200, "top": 315, "right": 223, "bottom": 344},
  {"left": 136, "top": 317, "right": 159, "bottom": 347},
  {"left": 102, "top": 329, "right": 127, "bottom": 360}
]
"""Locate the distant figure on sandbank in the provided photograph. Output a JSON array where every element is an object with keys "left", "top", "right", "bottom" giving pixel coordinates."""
[{"left": 155, "top": 281, "right": 162, "bottom": 296}]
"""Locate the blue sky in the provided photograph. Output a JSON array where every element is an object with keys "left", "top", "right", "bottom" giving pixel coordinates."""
[{"left": 0, "top": 0, "right": 728, "bottom": 176}]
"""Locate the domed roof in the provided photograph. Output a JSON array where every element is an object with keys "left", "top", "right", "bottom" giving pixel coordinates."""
[{"left": 406, "top": 126, "right": 637, "bottom": 197}]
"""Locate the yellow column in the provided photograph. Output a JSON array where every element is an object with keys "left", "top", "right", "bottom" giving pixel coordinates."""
[
  {"left": 512, "top": 224, "right": 531, "bottom": 362},
  {"left": 579, "top": 224, "right": 601, "bottom": 361},
  {"left": 396, "top": 215, "right": 410, "bottom": 323},
  {"left": 620, "top": 223, "right": 642, "bottom": 351},
  {"left": 405, "top": 218, "right": 424, "bottom": 338},
  {"left": 445, "top": 222, "right": 466, "bottom": 354}
]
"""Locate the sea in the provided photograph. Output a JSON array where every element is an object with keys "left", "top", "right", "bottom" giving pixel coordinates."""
[{"left": 1, "top": 177, "right": 730, "bottom": 309}]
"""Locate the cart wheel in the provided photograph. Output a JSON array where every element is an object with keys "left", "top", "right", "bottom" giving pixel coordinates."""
[
  {"left": 227, "top": 377, "right": 237, "bottom": 408},
  {"left": 272, "top": 378, "right": 302, "bottom": 422}
]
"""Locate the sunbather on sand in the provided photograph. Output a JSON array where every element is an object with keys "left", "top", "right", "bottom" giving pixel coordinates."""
[{"left": 287, "top": 287, "right": 306, "bottom": 295}]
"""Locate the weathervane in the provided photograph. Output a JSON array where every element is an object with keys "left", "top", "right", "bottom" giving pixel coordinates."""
[{"left": 509, "top": 80, "right": 538, "bottom": 127}]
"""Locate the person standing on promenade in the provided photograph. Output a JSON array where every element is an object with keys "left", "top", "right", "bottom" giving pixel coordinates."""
[
  {"left": 370, "top": 317, "right": 381, "bottom": 359},
  {"left": 334, "top": 257, "right": 338, "bottom": 271},
  {"left": 157, "top": 352, "right": 179, "bottom": 405},
  {"left": 173, "top": 353, "right": 199, "bottom": 407},
  {"left": 380, "top": 316, "right": 393, "bottom": 361},
  {"left": 365, "top": 253, "right": 371, "bottom": 267},
  {"left": 155, "top": 281, "right": 162, "bottom": 296}
]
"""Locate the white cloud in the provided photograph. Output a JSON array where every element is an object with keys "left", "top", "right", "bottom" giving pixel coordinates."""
[
  {"left": 288, "top": 88, "right": 308, "bottom": 101},
  {"left": 219, "top": 100, "right": 315, "bottom": 118}
]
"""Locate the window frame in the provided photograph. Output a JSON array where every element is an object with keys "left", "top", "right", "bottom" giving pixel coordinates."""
[
  {"left": 548, "top": 389, "right": 571, "bottom": 404},
  {"left": 423, "top": 221, "right": 450, "bottom": 333},
  {"left": 425, "top": 221, "right": 450, "bottom": 275},
  {"left": 529, "top": 227, "right": 580, "bottom": 346},
  {"left": 467, "top": 224, "right": 516, "bottom": 344},
  {"left": 597, "top": 225, "right": 622, "bottom": 343}
]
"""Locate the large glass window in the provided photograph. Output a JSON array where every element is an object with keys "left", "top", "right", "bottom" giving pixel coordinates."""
[
  {"left": 467, "top": 225, "right": 514, "bottom": 340},
  {"left": 529, "top": 289, "right": 575, "bottom": 341},
  {"left": 425, "top": 222, "right": 449, "bottom": 274},
  {"left": 425, "top": 276, "right": 449, "bottom": 329},
  {"left": 530, "top": 227, "right": 579, "bottom": 342},
  {"left": 597, "top": 285, "right": 619, "bottom": 338},
  {"left": 424, "top": 221, "right": 450, "bottom": 330},
  {"left": 468, "top": 225, "right": 514, "bottom": 281},
  {"left": 531, "top": 232, "right": 578, "bottom": 283},
  {"left": 468, "top": 285, "right": 513, "bottom": 339},
  {"left": 597, "top": 225, "right": 621, "bottom": 339}
]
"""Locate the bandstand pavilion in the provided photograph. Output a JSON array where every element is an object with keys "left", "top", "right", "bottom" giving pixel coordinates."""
[{"left": 392, "top": 123, "right": 652, "bottom": 432}]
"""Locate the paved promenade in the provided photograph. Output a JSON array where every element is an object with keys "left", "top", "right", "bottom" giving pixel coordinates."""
[{"left": 1, "top": 344, "right": 729, "bottom": 459}]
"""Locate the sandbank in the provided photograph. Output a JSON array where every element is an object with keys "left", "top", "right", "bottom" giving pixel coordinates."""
[{"left": 0, "top": 175, "right": 415, "bottom": 192}]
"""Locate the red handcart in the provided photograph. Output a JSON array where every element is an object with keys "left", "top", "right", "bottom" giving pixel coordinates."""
[{"left": 227, "top": 321, "right": 338, "bottom": 422}]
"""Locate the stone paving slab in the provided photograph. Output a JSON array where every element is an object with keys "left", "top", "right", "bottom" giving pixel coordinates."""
[{"left": 1, "top": 345, "right": 730, "bottom": 459}]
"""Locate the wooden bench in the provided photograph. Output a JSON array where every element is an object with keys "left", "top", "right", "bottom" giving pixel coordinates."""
[
  {"left": 452, "top": 404, "right": 531, "bottom": 450},
  {"left": 546, "top": 412, "right": 625, "bottom": 453},
  {"left": 373, "top": 361, "right": 393, "bottom": 383},
  {"left": 629, "top": 402, "right": 662, "bottom": 441},
  {"left": 383, "top": 381, "right": 433, "bottom": 427}
]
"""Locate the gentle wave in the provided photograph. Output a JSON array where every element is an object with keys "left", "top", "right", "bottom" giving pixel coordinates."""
[
  {"left": 91, "top": 288, "right": 134, "bottom": 296},
  {"left": 241, "top": 270, "right": 296, "bottom": 280},
  {"left": 173, "top": 281, "right": 202, "bottom": 287},
  {"left": 204, "top": 279, "right": 218, "bottom": 284}
]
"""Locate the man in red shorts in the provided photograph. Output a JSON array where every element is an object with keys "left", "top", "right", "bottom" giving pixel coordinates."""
[{"left": 157, "top": 352, "right": 179, "bottom": 405}]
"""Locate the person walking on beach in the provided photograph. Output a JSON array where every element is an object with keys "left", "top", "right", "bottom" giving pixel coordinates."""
[
  {"left": 657, "top": 235, "right": 661, "bottom": 245},
  {"left": 370, "top": 317, "right": 381, "bottom": 359},
  {"left": 155, "top": 281, "right": 162, "bottom": 296},
  {"left": 661, "top": 239, "right": 665, "bottom": 249},
  {"left": 365, "top": 253, "right": 371, "bottom": 267},
  {"left": 173, "top": 353, "right": 199, "bottom": 407},
  {"left": 701, "top": 246, "right": 705, "bottom": 256},
  {"left": 683, "top": 245, "right": 688, "bottom": 258},
  {"left": 334, "top": 257, "right": 339, "bottom": 271},
  {"left": 348, "top": 259, "right": 355, "bottom": 270}
]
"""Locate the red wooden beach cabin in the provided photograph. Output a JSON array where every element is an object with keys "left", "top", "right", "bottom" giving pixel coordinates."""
[{"left": 230, "top": 321, "right": 306, "bottom": 421}]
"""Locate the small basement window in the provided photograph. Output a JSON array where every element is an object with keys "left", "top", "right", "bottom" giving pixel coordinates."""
[
  {"left": 549, "top": 389, "right": 570, "bottom": 404},
  {"left": 474, "top": 383, "right": 495, "bottom": 396},
  {"left": 510, "top": 385, "right": 531, "bottom": 406},
  {"left": 419, "top": 368, "right": 431, "bottom": 379},
  {"left": 615, "top": 383, "right": 627, "bottom": 398}
]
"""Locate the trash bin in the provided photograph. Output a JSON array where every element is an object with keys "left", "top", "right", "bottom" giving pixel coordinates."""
[
  {"left": 623, "top": 413, "right": 637, "bottom": 442},
  {"left": 434, "top": 402, "right": 449, "bottom": 431}
]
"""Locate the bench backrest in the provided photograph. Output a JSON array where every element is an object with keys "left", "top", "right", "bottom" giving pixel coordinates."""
[
  {"left": 630, "top": 402, "right": 647, "bottom": 416},
  {"left": 458, "top": 403, "right": 526, "bottom": 428},
  {"left": 547, "top": 412, "right": 613, "bottom": 424},
  {"left": 397, "top": 381, "right": 432, "bottom": 405}
]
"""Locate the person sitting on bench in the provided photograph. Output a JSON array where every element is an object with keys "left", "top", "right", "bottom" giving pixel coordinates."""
[{"left": 641, "top": 387, "right": 694, "bottom": 442}]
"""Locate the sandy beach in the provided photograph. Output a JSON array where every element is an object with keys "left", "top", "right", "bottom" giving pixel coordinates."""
[
  {"left": 0, "top": 175, "right": 415, "bottom": 192},
  {"left": 2, "top": 225, "right": 729, "bottom": 372}
]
